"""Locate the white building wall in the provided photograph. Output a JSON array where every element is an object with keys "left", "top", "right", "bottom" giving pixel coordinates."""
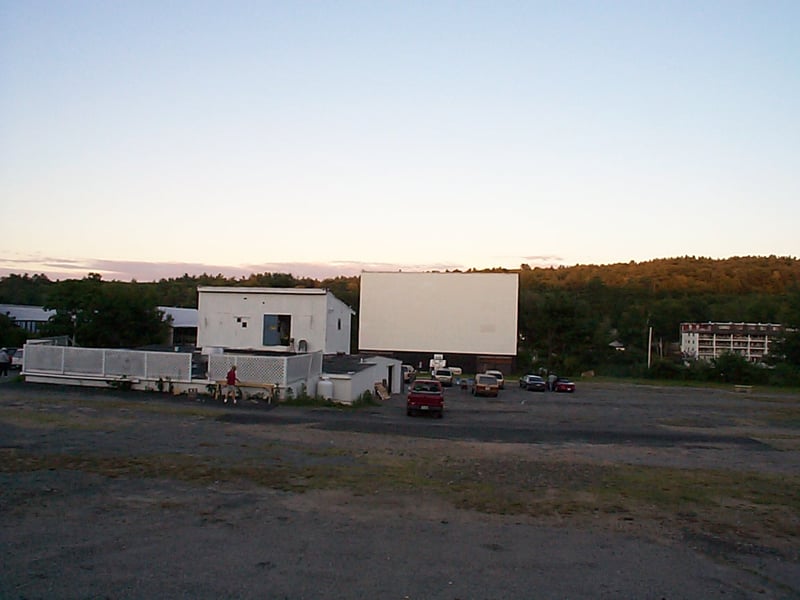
[
  {"left": 325, "top": 298, "right": 353, "bottom": 355},
  {"left": 362, "top": 356, "right": 403, "bottom": 394},
  {"left": 197, "top": 287, "right": 352, "bottom": 354},
  {"left": 681, "top": 332, "right": 699, "bottom": 358}
]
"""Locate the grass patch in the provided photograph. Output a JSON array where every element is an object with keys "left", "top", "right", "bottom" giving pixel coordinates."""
[
  {"left": 3, "top": 432, "right": 798, "bottom": 554},
  {"left": 0, "top": 399, "right": 219, "bottom": 430},
  {"left": 6, "top": 447, "right": 797, "bottom": 516},
  {"left": 0, "top": 407, "right": 119, "bottom": 430},
  {"left": 596, "top": 464, "right": 800, "bottom": 511},
  {"left": 588, "top": 375, "right": 800, "bottom": 395},
  {"left": 280, "top": 390, "right": 380, "bottom": 410}
]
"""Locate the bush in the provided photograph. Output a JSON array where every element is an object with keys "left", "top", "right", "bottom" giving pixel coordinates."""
[
  {"left": 645, "top": 358, "right": 684, "bottom": 380},
  {"left": 711, "top": 352, "right": 761, "bottom": 385},
  {"left": 355, "top": 390, "right": 377, "bottom": 406},
  {"left": 766, "top": 363, "right": 800, "bottom": 387}
]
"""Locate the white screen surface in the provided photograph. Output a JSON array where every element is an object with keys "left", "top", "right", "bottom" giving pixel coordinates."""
[{"left": 358, "top": 272, "right": 518, "bottom": 355}]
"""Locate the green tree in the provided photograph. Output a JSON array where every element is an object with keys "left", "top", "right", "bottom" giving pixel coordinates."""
[
  {"left": 42, "top": 275, "right": 169, "bottom": 348},
  {"left": 771, "top": 288, "right": 800, "bottom": 367},
  {"left": 0, "top": 313, "right": 28, "bottom": 348},
  {"left": 0, "top": 273, "right": 53, "bottom": 305}
]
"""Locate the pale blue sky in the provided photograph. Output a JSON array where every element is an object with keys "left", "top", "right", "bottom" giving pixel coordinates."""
[{"left": 1, "top": 1, "right": 798, "bottom": 281}]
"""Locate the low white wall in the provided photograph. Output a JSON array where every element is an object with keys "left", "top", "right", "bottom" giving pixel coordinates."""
[
  {"left": 21, "top": 345, "right": 396, "bottom": 405},
  {"left": 23, "top": 344, "right": 193, "bottom": 383},
  {"left": 320, "top": 356, "right": 402, "bottom": 403}
]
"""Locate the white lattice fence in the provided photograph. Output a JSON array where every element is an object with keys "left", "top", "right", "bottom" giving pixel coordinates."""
[
  {"left": 24, "top": 345, "right": 192, "bottom": 381},
  {"left": 106, "top": 350, "right": 146, "bottom": 377},
  {"left": 26, "top": 345, "right": 67, "bottom": 373},
  {"left": 209, "top": 354, "right": 286, "bottom": 385},
  {"left": 286, "top": 352, "right": 322, "bottom": 383},
  {"left": 64, "top": 347, "right": 104, "bottom": 374},
  {"left": 310, "top": 352, "right": 322, "bottom": 375},
  {"left": 145, "top": 352, "right": 192, "bottom": 380}
]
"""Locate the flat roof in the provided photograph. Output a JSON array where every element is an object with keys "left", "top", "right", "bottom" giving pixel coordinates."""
[
  {"left": 322, "top": 354, "right": 374, "bottom": 374},
  {"left": 197, "top": 286, "right": 327, "bottom": 295}
]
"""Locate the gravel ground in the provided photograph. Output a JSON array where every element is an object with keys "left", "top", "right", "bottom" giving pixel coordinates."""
[{"left": 1, "top": 379, "right": 799, "bottom": 599}]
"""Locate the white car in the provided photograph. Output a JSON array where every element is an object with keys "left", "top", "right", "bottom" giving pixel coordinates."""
[
  {"left": 432, "top": 368, "right": 454, "bottom": 386},
  {"left": 485, "top": 369, "right": 505, "bottom": 389},
  {"left": 10, "top": 348, "right": 23, "bottom": 370}
]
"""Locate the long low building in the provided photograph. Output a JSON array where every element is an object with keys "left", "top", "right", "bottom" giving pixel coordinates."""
[
  {"left": 680, "top": 322, "right": 786, "bottom": 362},
  {"left": 0, "top": 304, "right": 56, "bottom": 333}
]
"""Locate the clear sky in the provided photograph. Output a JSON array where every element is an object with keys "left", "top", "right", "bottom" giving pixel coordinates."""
[{"left": 1, "top": 1, "right": 798, "bottom": 281}]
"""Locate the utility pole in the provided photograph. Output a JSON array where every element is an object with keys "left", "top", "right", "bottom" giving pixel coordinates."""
[{"left": 647, "top": 326, "right": 653, "bottom": 369}]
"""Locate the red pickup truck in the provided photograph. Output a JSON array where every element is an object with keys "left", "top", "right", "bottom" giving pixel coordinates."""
[{"left": 406, "top": 379, "right": 444, "bottom": 418}]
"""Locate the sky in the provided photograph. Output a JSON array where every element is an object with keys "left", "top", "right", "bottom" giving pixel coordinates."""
[{"left": 1, "top": 1, "right": 798, "bottom": 282}]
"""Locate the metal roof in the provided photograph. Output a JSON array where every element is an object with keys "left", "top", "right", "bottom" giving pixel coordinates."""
[
  {"left": 0, "top": 304, "right": 55, "bottom": 322},
  {"left": 158, "top": 306, "right": 198, "bottom": 328}
]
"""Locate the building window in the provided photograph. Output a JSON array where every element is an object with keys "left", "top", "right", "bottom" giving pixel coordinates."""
[
  {"left": 338, "top": 318, "right": 342, "bottom": 330},
  {"left": 263, "top": 314, "right": 291, "bottom": 346}
]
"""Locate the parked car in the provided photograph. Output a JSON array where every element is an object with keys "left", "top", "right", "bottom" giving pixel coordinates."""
[
  {"left": 406, "top": 379, "right": 444, "bottom": 418},
  {"left": 471, "top": 373, "right": 499, "bottom": 397},
  {"left": 10, "top": 348, "right": 23, "bottom": 371},
  {"left": 519, "top": 374, "right": 546, "bottom": 392},
  {"left": 554, "top": 377, "right": 576, "bottom": 393},
  {"left": 402, "top": 364, "right": 416, "bottom": 383},
  {"left": 485, "top": 369, "right": 505, "bottom": 389},
  {"left": 432, "top": 368, "right": 454, "bottom": 386},
  {"left": 458, "top": 376, "right": 474, "bottom": 391}
]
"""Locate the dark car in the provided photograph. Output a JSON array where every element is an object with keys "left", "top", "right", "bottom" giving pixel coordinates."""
[
  {"left": 406, "top": 379, "right": 444, "bottom": 417},
  {"left": 554, "top": 377, "right": 576, "bottom": 393},
  {"left": 519, "top": 374, "right": 546, "bottom": 391}
]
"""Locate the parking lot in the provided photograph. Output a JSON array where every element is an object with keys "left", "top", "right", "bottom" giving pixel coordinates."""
[{"left": 1, "top": 379, "right": 799, "bottom": 598}]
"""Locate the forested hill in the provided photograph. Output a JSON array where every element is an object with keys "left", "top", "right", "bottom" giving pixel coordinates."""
[
  {"left": 517, "top": 256, "right": 800, "bottom": 294},
  {"left": 3, "top": 256, "right": 800, "bottom": 379},
  {"left": 1, "top": 256, "right": 799, "bottom": 308}
]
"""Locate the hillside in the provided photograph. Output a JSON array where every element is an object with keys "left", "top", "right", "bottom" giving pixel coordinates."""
[{"left": 518, "top": 255, "right": 800, "bottom": 294}]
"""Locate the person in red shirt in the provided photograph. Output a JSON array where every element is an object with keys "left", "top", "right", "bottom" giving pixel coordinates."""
[{"left": 225, "top": 365, "right": 240, "bottom": 404}]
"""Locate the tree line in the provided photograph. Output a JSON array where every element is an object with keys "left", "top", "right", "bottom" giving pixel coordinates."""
[{"left": 1, "top": 256, "right": 799, "bottom": 384}]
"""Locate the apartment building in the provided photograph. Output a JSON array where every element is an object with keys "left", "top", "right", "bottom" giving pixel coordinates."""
[{"left": 680, "top": 322, "right": 785, "bottom": 362}]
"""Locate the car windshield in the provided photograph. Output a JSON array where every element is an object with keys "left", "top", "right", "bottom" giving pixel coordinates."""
[
  {"left": 413, "top": 382, "right": 441, "bottom": 393},
  {"left": 477, "top": 375, "right": 497, "bottom": 384}
]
